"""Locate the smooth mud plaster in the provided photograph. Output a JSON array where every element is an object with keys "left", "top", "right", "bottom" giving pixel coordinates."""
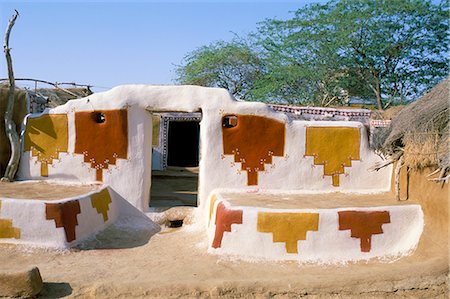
[
  {"left": 75, "top": 109, "right": 128, "bottom": 181},
  {"left": 257, "top": 212, "right": 319, "bottom": 253},
  {"left": 45, "top": 200, "right": 81, "bottom": 242},
  {"left": 90, "top": 188, "right": 112, "bottom": 222},
  {"left": 0, "top": 201, "right": 20, "bottom": 239},
  {"left": 338, "top": 210, "right": 391, "bottom": 252},
  {"left": 212, "top": 202, "right": 243, "bottom": 248},
  {"left": 222, "top": 115, "right": 285, "bottom": 185},
  {"left": 305, "top": 126, "right": 360, "bottom": 186},
  {"left": 23, "top": 114, "right": 68, "bottom": 177}
]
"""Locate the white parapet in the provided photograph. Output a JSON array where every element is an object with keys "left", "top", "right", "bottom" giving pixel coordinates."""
[
  {"left": 207, "top": 191, "right": 424, "bottom": 263},
  {"left": 0, "top": 185, "right": 119, "bottom": 248}
]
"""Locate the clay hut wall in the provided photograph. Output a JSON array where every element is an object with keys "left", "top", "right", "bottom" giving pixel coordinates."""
[{"left": 0, "top": 87, "right": 28, "bottom": 176}]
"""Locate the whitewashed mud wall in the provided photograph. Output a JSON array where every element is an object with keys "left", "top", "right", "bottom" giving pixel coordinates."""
[
  {"left": 17, "top": 85, "right": 392, "bottom": 218},
  {"left": 206, "top": 192, "right": 423, "bottom": 262},
  {"left": 18, "top": 104, "right": 152, "bottom": 211},
  {"left": 0, "top": 185, "right": 119, "bottom": 248}
]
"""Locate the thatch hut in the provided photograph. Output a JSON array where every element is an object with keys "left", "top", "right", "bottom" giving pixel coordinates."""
[
  {"left": 33, "top": 87, "right": 92, "bottom": 108},
  {"left": 0, "top": 85, "right": 92, "bottom": 175},
  {"left": 0, "top": 86, "right": 28, "bottom": 176},
  {"left": 372, "top": 78, "right": 449, "bottom": 195}
]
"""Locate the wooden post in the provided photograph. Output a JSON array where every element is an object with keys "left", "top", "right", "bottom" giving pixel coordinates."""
[
  {"left": 1, "top": 10, "right": 20, "bottom": 182},
  {"left": 395, "top": 154, "right": 405, "bottom": 201}
]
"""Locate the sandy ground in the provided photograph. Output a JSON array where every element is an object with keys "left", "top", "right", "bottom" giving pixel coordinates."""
[
  {"left": 0, "top": 212, "right": 447, "bottom": 299},
  {"left": 0, "top": 173, "right": 448, "bottom": 298},
  {"left": 0, "top": 181, "right": 100, "bottom": 200}
]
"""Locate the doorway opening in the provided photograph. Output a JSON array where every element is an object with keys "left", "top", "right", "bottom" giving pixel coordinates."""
[
  {"left": 167, "top": 121, "right": 200, "bottom": 167},
  {"left": 150, "top": 114, "right": 201, "bottom": 208}
]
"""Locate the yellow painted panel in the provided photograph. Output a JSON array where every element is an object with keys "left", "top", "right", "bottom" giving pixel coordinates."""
[
  {"left": 24, "top": 114, "right": 68, "bottom": 177},
  {"left": 209, "top": 194, "right": 217, "bottom": 224},
  {"left": 257, "top": 212, "right": 319, "bottom": 254},
  {"left": 90, "top": 189, "right": 112, "bottom": 222},
  {"left": 152, "top": 115, "right": 160, "bottom": 147},
  {"left": 305, "top": 127, "right": 360, "bottom": 186},
  {"left": 0, "top": 201, "right": 20, "bottom": 239}
]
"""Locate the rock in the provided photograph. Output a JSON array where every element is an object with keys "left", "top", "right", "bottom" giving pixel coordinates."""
[{"left": 0, "top": 266, "right": 43, "bottom": 298}]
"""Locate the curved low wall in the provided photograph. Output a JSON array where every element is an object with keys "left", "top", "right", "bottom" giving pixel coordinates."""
[
  {"left": 0, "top": 186, "right": 119, "bottom": 248},
  {"left": 207, "top": 191, "right": 423, "bottom": 263}
]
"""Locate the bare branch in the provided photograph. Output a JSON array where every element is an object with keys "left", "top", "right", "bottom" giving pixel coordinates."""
[
  {"left": 1, "top": 10, "right": 20, "bottom": 182},
  {"left": 369, "top": 151, "right": 403, "bottom": 172}
]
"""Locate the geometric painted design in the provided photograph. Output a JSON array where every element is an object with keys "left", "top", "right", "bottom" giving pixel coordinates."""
[
  {"left": 45, "top": 200, "right": 81, "bottom": 242},
  {"left": 305, "top": 127, "right": 360, "bottom": 186},
  {"left": 90, "top": 188, "right": 112, "bottom": 222},
  {"left": 222, "top": 115, "right": 285, "bottom": 185},
  {"left": 74, "top": 109, "right": 128, "bottom": 182},
  {"left": 0, "top": 201, "right": 20, "bottom": 239},
  {"left": 212, "top": 202, "right": 243, "bottom": 248},
  {"left": 23, "top": 114, "right": 68, "bottom": 177},
  {"left": 152, "top": 115, "right": 160, "bottom": 147},
  {"left": 338, "top": 210, "right": 390, "bottom": 252},
  {"left": 257, "top": 212, "right": 319, "bottom": 254},
  {"left": 209, "top": 194, "right": 216, "bottom": 223}
]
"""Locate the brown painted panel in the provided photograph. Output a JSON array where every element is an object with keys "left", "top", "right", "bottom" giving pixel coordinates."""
[
  {"left": 222, "top": 115, "right": 285, "bottom": 185},
  {"left": 45, "top": 200, "right": 81, "bottom": 242},
  {"left": 74, "top": 110, "right": 128, "bottom": 181},
  {"left": 212, "top": 202, "right": 243, "bottom": 248},
  {"left": 338, "top": 210, "right": 390, "bottom": 252}
]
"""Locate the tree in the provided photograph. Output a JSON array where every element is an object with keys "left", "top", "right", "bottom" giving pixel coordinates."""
[
  {"left": 175, "top": 39, "right": 264, "bottom": 101},
  {"left": 257, "top": 0, "right": 449, "bottom": 109},
  {"left": 2, "top": 10, "right": 20, "bottom": 182}
]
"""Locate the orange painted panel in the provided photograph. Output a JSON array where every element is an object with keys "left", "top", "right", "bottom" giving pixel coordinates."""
[
  {"left": 305, "top": 127, "right": 360, "bottom": 186},
  {"left": 222, "top": 115, "right": 285, "bottom": 185},
  {"left": 212, "top": 202, "right": 243, "bottom": 248},
  {"left": 23, "top": 114, "right": 68, "bottom": 177},
  {"left": 74, "top": 110, "right": 128, "bottom": 181},
  {"left": 257, "top": 212, "right": 319, "bottom": 253},
  {"left": 46, "top": 200, "right": 81, "bottom": 242},
  {"left": 338, "top": 210, "right": 390, "bottom": 252}
]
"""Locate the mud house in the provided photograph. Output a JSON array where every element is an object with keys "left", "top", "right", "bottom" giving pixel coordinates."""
[{"left": 1, "top": 83, "right": 444, "bottom": 263}]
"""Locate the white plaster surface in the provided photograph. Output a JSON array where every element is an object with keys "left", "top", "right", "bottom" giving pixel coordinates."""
[
  {"left": 0, "top": 186, "right": 119, "bottom": 248},
  {"left": 207, "top": 193, "right": 423, "bottom": 263},
  {"left": 17, "top": 85, "right": 391, "bottom": 221}
]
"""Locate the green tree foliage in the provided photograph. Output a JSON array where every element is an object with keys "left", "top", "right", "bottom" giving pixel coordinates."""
[
  {"left": 175, "top": 40, "right": 264, "bottom": 101},
  {"left": 175, "top": 0, "right": 449, "bottom": 108},
  {"left": 257, "top": 0, "right": 449, "bottom": 108}
]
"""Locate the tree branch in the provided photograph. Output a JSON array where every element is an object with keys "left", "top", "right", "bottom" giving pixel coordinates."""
[{"left": 1, "top": 10, "right": 20, "bottom": 182}]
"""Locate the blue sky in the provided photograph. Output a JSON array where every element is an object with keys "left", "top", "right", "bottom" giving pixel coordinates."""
[{"left": 0, "top": 1, "right": 325, "bottom": 91}]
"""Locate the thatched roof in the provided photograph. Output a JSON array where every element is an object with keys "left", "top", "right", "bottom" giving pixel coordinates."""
[
  {"left": 34, "top": 87, "right": 92, "bottom": 108},
  {"left": 373, "top": 78, "right": 449, "bottom": 172}
]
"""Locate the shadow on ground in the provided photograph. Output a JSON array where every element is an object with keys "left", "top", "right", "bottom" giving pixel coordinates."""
[
  {"left": 39, "top": 282, "right": 72, "bottom": 298},
  {"left": 75, "top": 213, "right": 161, "bottom": 250}
]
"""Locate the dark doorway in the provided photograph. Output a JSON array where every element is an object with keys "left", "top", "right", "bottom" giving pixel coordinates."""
[{"left": 167, "top": 121, "right": 200, "bottom": 167}]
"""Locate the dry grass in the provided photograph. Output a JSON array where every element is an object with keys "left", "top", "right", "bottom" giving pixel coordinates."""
[
  {"left": 373, "top": 78, "right": 449, "bottom": 171},
  {"left": 404, "top": 132, "right": 440, "bottom": 169}
]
